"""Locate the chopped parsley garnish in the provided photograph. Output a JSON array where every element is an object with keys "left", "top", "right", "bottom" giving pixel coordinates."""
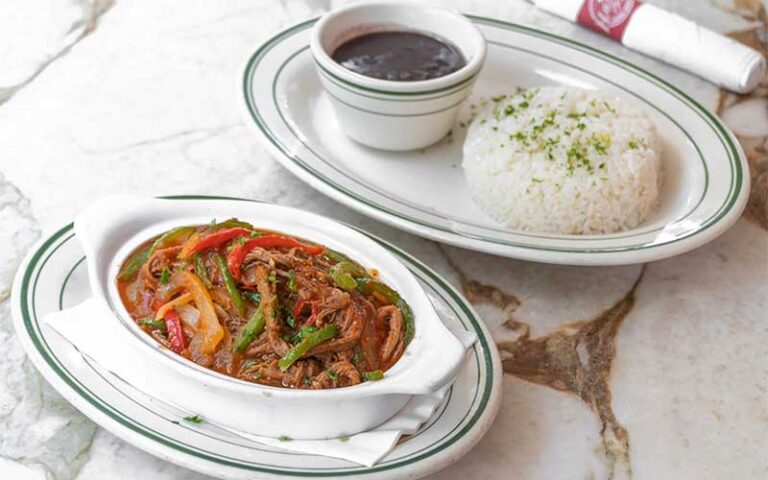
[
  {"left": 591, "top": 133, "right": 611, "bottom": 155},
  {"left": 362, "top": 370, "right": 384, "bottom": 381},
  {"left": 566, "top": 142, "right": 592, "bottom": 174},
  {"left": 159, "top": 267, "right": 170, "bottom": 284},
  {"left": 279, "top": 435, "right": 292, "bottom": 442},
  {"left": 242, "top": 290, "right": 261, "bottom": 304},
  {"left": 510, "top": 131, "right": 530, "bottom": 147},
  {"left": 328, "top": 370, "right": 338, "bottom": 381},
  {"left": 285, "top": 313, "right": 296, "bottom": 329},
  {"left": 476, "top": 89, "right": 616, "bottom": 176},
  {"left": 183, "top": 415, "right": 203, "bottom": 424},
  {"left": 628, "top": 140, "right": 639, "bottom": 150}
]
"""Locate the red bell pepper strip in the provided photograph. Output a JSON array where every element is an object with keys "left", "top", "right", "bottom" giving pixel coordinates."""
[
  {"left": 292, "top": 299, "right": 307, "bottom": 319},
  {"left": 164, "top": 309, "right": 187, "bottom": 354},
  {"left": 178, "top": 227, "right": 252, "bottom": 259},
  {"left": 305, "top": 301, "right": 320, "bottom": 326},
  {"left": 227, "top": 236, "right": 325, "bottom": 281}
]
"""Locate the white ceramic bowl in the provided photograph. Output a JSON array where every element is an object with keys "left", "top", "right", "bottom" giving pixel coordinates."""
[
  {"left": 310, "top": 2, "right": 486, "bottom": 151},
  {"left": 71, "top": 195, "right": 467, "bottom": 439}
]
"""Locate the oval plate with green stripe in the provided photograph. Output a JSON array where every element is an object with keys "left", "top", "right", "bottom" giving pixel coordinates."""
[
  {"left": 241, "top": 16, "right": 749, "bottom": 265},
  {"left": 11, "top": 196, "right": 502, "bottom": 480}
]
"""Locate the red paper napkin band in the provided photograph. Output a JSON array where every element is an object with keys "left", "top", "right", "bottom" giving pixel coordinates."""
[{"left": 577, "top": 0, "right": 643, "bottom": 41}]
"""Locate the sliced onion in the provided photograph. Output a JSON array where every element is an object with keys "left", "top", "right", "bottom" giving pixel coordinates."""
[
  {"left": 154, "top": 292, "right": 193, "bottom": 320},
  {"left": 175, "top": 303, "right": 200, "bottom": 330}
]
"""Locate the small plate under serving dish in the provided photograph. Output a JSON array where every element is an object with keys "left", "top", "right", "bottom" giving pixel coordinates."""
[
  {"left": 241, "top": 16, "right": 750, "bottom": 266},
  {"left": 11, "top": 196, "right": 501, "bottom": 480}
]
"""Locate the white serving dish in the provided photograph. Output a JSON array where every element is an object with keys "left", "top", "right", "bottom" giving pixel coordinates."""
[
  {"left": 310, "top": 2, "right": 486, "bottom": 151},
  {"left": 59, "top": 195, "right": 467, "bottom": 439}
]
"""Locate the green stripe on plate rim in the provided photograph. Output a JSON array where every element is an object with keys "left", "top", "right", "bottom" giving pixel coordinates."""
[
  {"left": 317, "top": 67, "right": 470, "bottom": 117},
  {"left": 242, "top": 16, "right": 742, "bottom": 253},
  {"left": 19, "top": 195, "right": 495, "bottom": 476}
]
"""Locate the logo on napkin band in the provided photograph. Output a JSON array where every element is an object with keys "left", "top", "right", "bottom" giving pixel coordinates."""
[{"left": 577, "top": 0, "right": 642, "bottom": 41}]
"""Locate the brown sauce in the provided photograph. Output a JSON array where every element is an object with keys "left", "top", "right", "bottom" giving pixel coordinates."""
[{"left": 331, "top": 31, "right": 466, "bottom": 81}]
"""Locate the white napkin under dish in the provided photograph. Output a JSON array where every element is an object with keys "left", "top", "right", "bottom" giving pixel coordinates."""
[{"left": 45, "top": 299, "right": 477, "bottom": 466}]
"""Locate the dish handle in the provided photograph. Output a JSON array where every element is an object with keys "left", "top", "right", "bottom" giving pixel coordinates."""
[
  {"left": 74, "top": 195, "right": 157, "bottom": 298},
  {"left": 365, "top": 328, "right": 476, "bottom": 396},
  {"left": 45, "top": 297, "right": 125, "bottom": 371},
  {"left": 74, "top": 195, "right": 154, "bottom": 255}
]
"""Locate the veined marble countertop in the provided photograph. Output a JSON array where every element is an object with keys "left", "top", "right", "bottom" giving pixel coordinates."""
[{"left": 0, "top": 1, "right": 766, "bottom": 479}]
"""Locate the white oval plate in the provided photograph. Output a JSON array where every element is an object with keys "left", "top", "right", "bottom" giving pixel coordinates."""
[
  {"left": 11, "top": 196, "right": 501, "bottom": 480},
  {"left": 241, "top": 16, "right": 750, "bottom": 266}
]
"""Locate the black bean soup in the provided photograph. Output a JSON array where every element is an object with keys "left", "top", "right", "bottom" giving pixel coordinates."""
[{"left": 331, "top": 31, "right": 466, "bottom": 81}]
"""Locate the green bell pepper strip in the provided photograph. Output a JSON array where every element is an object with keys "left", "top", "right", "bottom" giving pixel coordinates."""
[
  {"left": 118, "top": 225, "right": 196, "bottom": 280},
  {"left": 355, "top": 274, "right": 414, "bottom": 346},
  {"left": 330, "top": 261, "right": 364, "bottom": 291},
  {"left": 333, "top": 272, "right": 357, "bottom": 291},
  {"left": 140, "top": 318, "right": 166, "bottom": 330},
  {"left": 289, "top": 325, "right": 317, "bottom": 345},
  {"left": 321, "top": 248, "right": 352, "bottom": 265},
  {"left": 159, "top": 267, "right": 170, "bottom": 284},
  {"left": 215, "top": 253, "right": 246, "bottom": 316},
  {"left": 278, "top": 325, "right": 337, "bottom": 371},
  {"left": 233, "top": 307, "right": 265, "bottom": 352},
  {"left": 193, "top": 253, "right": 212, "bottom": 287},
  {"left": 398, "top": 298, "right": 415, "bottom": 346},
  {"left": 119, "top": 247, "right": 151, "bottom": 281},
  {"left": 362, "top": 370, "right": 384, "bottom": 381},
  {"left": 356, "top": 278, "right": 400, "bottom": 305},
  {"left": 209, "top": 218, "right": 255, "bottom": 232},
  {"left": 331, "top": 261, "right": 365, "bottom": 277}
]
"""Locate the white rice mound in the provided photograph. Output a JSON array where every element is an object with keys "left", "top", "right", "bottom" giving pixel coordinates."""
[{"left": 462, "top": 87, "right": 662, "bottom": 235}]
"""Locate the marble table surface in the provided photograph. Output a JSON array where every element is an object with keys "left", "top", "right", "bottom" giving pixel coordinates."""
[{"left": 0, "top": 0, "right": 766, "bottom": 479}]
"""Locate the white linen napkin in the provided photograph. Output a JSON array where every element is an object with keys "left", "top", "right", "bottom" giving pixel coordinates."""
[
  {"left": 532, "top": 0, "right": 766, "bottom": 93},
  {"left": 231, "top": 385, "right": 452, "bottom": 466},
  {"left": 45, "top": 298, "right": 477, "bottom": 466}
]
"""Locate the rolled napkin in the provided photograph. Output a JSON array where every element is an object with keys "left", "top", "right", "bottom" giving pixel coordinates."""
[
  {"left": 532, "top": 0, "right": 766, "bottom": 93},
  {"left": 45, "top": 298, "right": 477, "bottom": 466}
]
